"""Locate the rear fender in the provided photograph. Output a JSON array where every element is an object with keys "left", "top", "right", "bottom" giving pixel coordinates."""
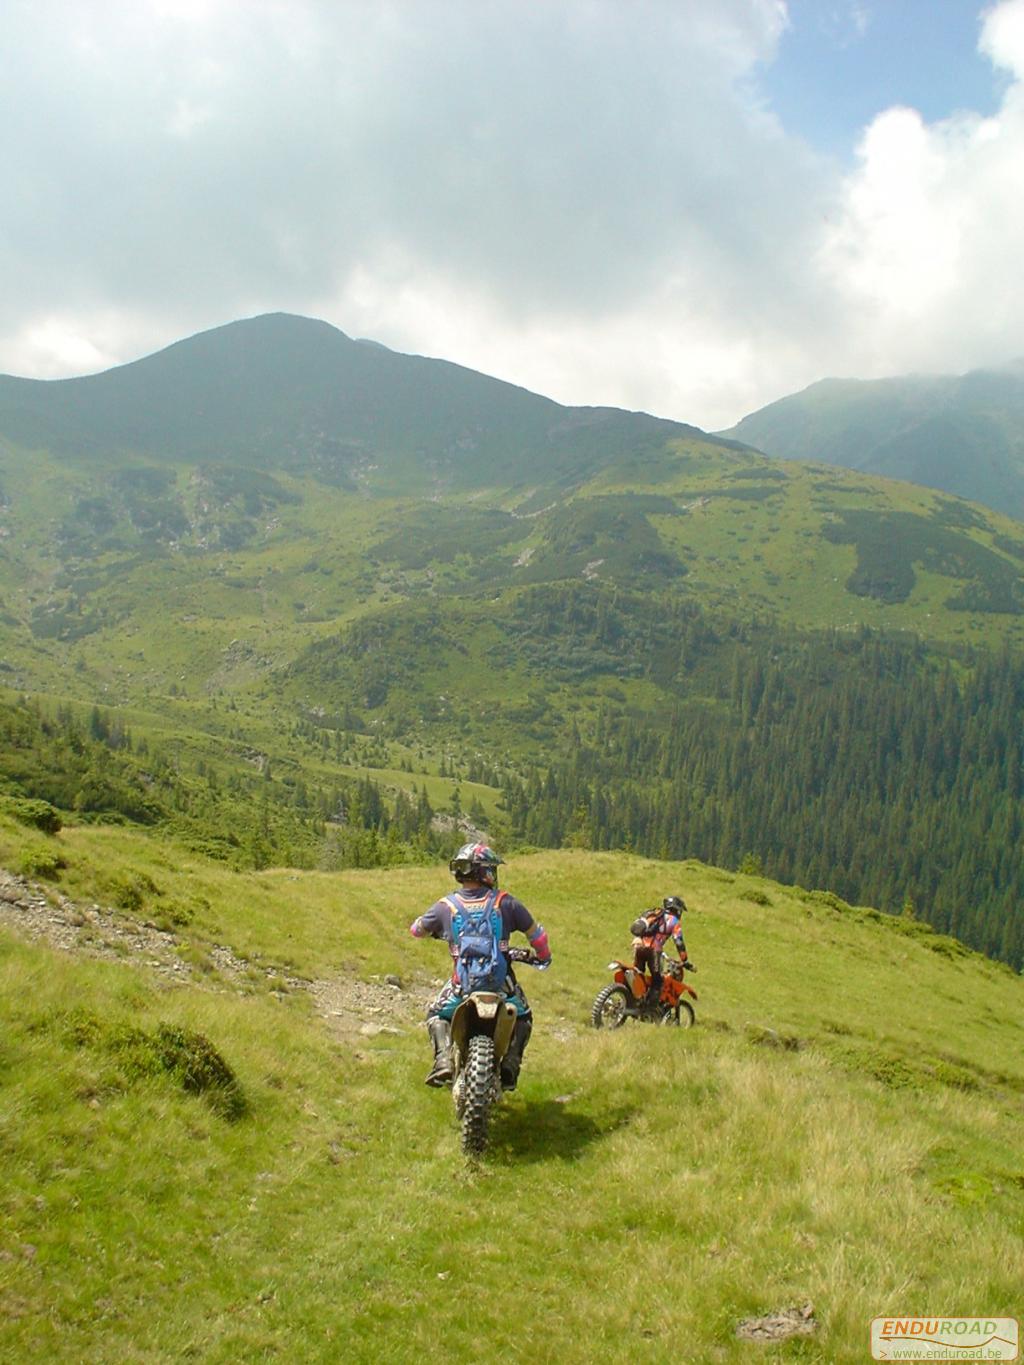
[
  {"left": 610, "top": 962, "right": 644, "bottom": 996},
  {"left": 451, "top": 994, "right": 518, "bottom": 1062}
]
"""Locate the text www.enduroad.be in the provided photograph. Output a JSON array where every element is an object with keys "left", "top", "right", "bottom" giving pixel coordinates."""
[{"left": 882, "top": 1350, "right": 1012, "bottom": 1362}]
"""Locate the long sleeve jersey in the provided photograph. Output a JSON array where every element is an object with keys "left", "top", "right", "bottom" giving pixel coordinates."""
[{"left": 635, "top": 908, "right": 687, "bottom": 957}]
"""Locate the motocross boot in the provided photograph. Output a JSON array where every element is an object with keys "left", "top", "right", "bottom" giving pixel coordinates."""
[
  {"left": 425, "top": 1016, "right": 453, "bottom": 1087},
  {"left": 643, "top": 976, "right": 663, "bottom": 1016},
  {"left": 500, "top": 1017, "right": 532, "bottom": 1092}
]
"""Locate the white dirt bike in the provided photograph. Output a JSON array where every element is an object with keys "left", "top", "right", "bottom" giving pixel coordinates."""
[{"left": 450, "top": 947, "right": 540, "bottom": 1156}]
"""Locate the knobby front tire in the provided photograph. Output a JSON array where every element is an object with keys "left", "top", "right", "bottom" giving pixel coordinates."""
[
  {"left": 460, "top": 1034, "right": 496, "bottom": 1156},
  {"left": 661, "top": 1001, "right": 696, "bottom": 1028}
]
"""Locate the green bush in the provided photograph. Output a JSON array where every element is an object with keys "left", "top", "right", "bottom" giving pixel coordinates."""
[
  {"left": 1, "top": 795, "right": 63, "bottom": 834},
  {"left": 844, "top": 1045, "right": 921, "bottom": 1090},
  {"left": 805, "top": 889, "right": 851, "bottom": 913},
  {"left": 108, "top": 871, "right": 160, "bottom": 911},
  {"left": 927, "top": 1058, "right": 979, "bottom": 1091},
  {"left": 17, "top": 846, "right": 67, "bottom": 879},
  {"left": 152, "top": 900, "right": 196, "bottom": 931},
  {"left": 926, "top": 935, "right": 971, "bottom": 960},
  {"left": 48, "top": 1008, "right": 246, "bottom": 1119},
  {"left": 154, "top": 1025, "right": 247, "bottom": 1120}
]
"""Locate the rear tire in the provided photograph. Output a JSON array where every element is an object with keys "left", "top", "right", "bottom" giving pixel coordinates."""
[
  {"left": 460, "top": 1034, "right": 495, "bottom": 1156},
  {"left": 591, "top": 984, "right": 629, "bottom": 1029}
]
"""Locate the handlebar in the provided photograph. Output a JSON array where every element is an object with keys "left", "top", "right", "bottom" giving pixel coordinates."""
[{"left": 507, "top": 947, "right": 547, "bottom": 968}]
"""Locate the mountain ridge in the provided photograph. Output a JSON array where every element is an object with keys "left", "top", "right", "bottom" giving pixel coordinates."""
[
  {"left": 720, "top": 362, "right": 1024, "bottom": 516},
  {"left": 0, "top": 312, "right": 724, "bottom": 493}
]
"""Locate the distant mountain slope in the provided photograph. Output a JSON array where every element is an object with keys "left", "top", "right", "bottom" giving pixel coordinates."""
[
  {"left": 0, "top": 312, "right": 722, "bottom": 495},
  {"left": 719, "top": 362, "right": 1024, "bottom": 517}
]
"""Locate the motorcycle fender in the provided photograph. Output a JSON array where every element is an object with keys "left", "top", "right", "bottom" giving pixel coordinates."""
[
  {"left": 493, "top": 1001, "right": 517, "bottom": 1060},
  {"left": 450, "top": 998, "right": 477, "bottom": 1059},
  {"left": 471, "top": 993, "right": 503, "bottom": 1021},
  {"left": 451, "top": 995, "right": 517, "bottom": 1060}
]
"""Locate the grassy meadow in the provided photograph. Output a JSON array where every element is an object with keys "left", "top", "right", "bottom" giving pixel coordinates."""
[{"left": 1, "top": 815, "right": 1022, "bottom": 1362}]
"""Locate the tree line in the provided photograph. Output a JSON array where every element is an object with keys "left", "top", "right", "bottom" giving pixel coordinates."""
[{"left": 501, "top": 630, "right": 1024, "bottom": 970}]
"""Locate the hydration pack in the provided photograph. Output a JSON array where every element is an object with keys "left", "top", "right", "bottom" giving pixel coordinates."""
[
  {"left": 630, "top": 911, "right": 660, "bottom": 940},
  {"left": 446, "top": 890, "right": 508, "bottom": 995}
]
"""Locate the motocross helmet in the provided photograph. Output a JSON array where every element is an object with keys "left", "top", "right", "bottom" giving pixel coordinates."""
[
  {"left": 663, "top": 894, "right": 687, "bottom": 913},
  {"left": 449, "top": 842, "right": 504, "bottom": 887}
]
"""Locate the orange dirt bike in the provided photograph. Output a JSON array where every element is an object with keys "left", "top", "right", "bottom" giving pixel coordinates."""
[
  {"left": 591, "top": 957, "right": 697, "bottom": 1029},
  {"left": 450, "top": 946, "right": 543, "bottom": 1156}
]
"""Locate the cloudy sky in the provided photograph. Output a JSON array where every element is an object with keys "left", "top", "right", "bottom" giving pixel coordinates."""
[{"left": 3, "top": 0, "right": 1023, "bottom": 429}]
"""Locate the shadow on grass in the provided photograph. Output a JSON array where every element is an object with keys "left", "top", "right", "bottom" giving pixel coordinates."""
[{"left": 486, "top": 1099, "right": 632, "bottom": 1166}]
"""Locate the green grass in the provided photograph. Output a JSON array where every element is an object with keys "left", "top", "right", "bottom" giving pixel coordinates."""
[{"left": 1, "top": 819, "right": 1021, "bottom": 1362}]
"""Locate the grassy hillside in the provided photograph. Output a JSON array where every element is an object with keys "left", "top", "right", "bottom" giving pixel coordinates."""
[
  {"left": 4, "top": 316, "right": 1024, "bottom": 969},
  {"left": 6, "top": 443, "right": 1024, "bottom": 965},
  {"left": 1, "top": 812, "right": 1021, "bottom": 1362},
  {"left": 720, "top": 362, "right": 1024, "bottom": 518}
]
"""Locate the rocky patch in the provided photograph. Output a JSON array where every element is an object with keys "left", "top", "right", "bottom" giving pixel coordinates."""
[
  {"left": 0, "top": 867, "right": 440, "bottom": 1038},
  {"left": 736, "top": 1303, "right": 818, "bottom": 1342}
]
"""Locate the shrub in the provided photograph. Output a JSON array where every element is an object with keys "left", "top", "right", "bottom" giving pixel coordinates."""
[
  {"left": 805, "top": 889, "right": 851, "bottom": 913},
  {"left": 1, "top": 796, "right": 62, "bottom": 835},
  {"left": 151, "top": 900, "right": 196, "bottom": 931},
  {"left": 154, "top": 1025, "right": 246, "bottom": 1120},
  {"left": 17, "top": 846, "right": 67, "bottom": 879},
  {"left": 56, "top": 1006, "right": 106, "bottom": 1048},
  {"left": 746, "top": 1025, "right": 804, "bottom": 1051},
  {"left": 845, "top": 1046, "right": 921, "bottom": 1090},
  {"left": 108, "top": 871, "right": 160, "bottom": 912},
  {"left": 48, "top": 1008, "right": 246, "bottom": 1119},
  {"left": 927, "top": 1058, "right": 979, "bottom": 1091},
  {"left": 741, "top": 888, "right": 771, "bottom": 906},
  {"left": 926, "top": 935, "right": 971, "bottom": 960}
]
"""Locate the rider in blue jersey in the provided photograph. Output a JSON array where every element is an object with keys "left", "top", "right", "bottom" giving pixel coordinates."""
[{"left": 410, "top": 843, "right": 551, "bottom": 1089}]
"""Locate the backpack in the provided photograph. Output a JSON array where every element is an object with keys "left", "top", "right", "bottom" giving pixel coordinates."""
[
  {"left": 630, "top": 910, "right": 660, "bottom": 939},
  {"left": 446, "top": 890, "right": 508, "bottom": 995}
]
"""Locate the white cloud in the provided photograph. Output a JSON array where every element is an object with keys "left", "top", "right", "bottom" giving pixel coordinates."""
[
  {"left": 980, "top": 0, "right": 1024, "bottom": 77},
  {"left": 1, "top": 316, "right": 124, "bottom": 379},
  {"left": 1, "top": 0, "right": 1022, "bottom": 430},
  {"left": 812, "top": 1, "right": 1024, "bottom": 387}
]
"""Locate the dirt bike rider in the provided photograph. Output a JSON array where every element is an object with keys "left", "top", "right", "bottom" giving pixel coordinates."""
[
  {"left": 410, "top": 842, "right": 552, "bottom": 1090},
  {"left": 631, "top": 894, "right": 693, "bottom": 1001}
]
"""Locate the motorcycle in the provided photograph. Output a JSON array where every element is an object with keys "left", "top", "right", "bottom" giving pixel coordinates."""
[
  {"left": 591, "top": 956, "right": 697, "bottom": 1029},
  {"left": 449, "top": 947, "right": 542, "bottom": 1156}
]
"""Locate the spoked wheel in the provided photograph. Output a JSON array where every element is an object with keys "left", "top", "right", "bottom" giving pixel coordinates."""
[
  {"left": 591, "top": 984, "right": 629, "bottom": 1029},
  {"left": 460, "top": 1034, "right": 496, "bottom": 1156},
  {"left": 660, "top": 1001, "right": 696, "bottom": 1028}
]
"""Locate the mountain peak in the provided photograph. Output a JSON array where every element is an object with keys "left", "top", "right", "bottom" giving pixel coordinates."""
[{"left": 0, "top": 312, "right": 729, "bottom": 491}]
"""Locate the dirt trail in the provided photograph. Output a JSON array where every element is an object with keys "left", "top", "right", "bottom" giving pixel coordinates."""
[{"left": 0, "top": 868, "right": 438, "bottom": 1037}]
